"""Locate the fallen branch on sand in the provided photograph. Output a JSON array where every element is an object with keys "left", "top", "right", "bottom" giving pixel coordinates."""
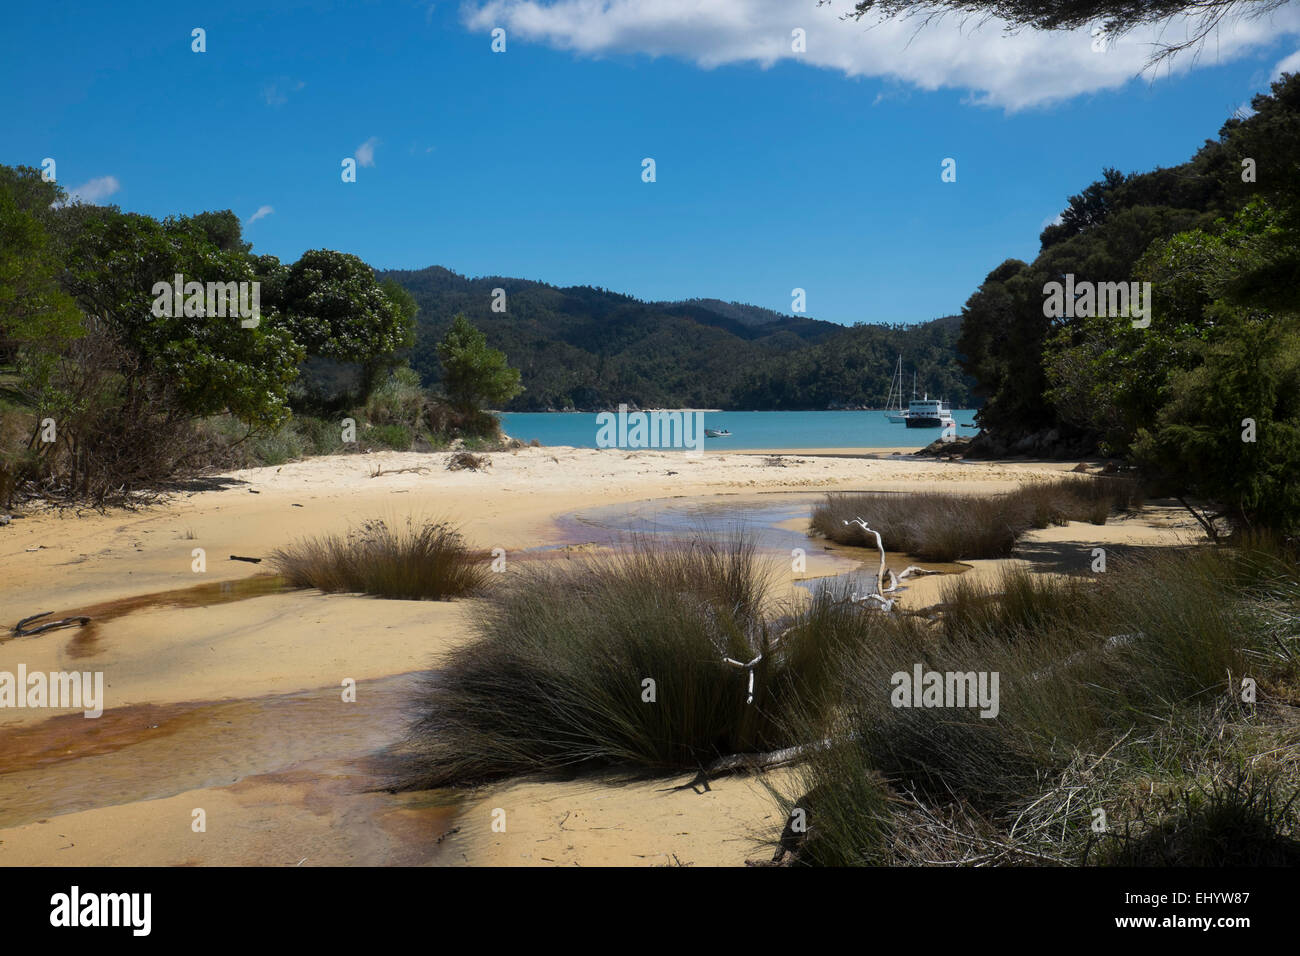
[
  {"left": 12, "top": 611, "right": 91, "bottom": 637},
  {"left": 658, "top": 738, "right": 839, "bottom": 793},
  {"left": 369, "top": 465, "right": 430, "bottom": 478}
]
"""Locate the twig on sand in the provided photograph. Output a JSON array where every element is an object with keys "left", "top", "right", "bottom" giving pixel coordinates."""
[
  {"left": 12, "top": 611, "right": 91, "bottom": 637},
  {"left": 229, "top": 555, "right": 262, "bottom": 564},
  {"left": 657, "top": 740, "right": 836, "bottom": 794},
  {"left": 369, "top": 464, "right": 430, "bottom": 478}
]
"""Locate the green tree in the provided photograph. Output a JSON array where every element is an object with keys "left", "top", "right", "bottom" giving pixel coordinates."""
[
  {"left": 1132, "top": 309, "right": 1300, "bottom": 536},
  {"left": 58, "top": 207, "right": 302, "bottom": 426},
  {"left": 436, "top": 314, "right": 522, "bottom": 414},
  {"left": 267, "top": 250, "right": 413, "bottom": 404},
  {"left": 0, "top": 176, "right": 82, "bottom": 376}
]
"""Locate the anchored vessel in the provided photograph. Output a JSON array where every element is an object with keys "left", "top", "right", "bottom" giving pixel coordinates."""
[
  {"left": 884, "top": 356, "right": 909, "bottom": 423},
  {"left": 904, "top": 395, "right": 954, "bottom": 429}
]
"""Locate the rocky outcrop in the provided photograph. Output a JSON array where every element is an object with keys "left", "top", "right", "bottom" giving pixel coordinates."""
[{"left": 915, "top": 427, "right": 1100, "bottom": 460}]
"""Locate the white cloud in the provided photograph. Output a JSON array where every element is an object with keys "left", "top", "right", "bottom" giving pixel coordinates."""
[
  {"left": 245, "top": 205, "right": 274, "bottom": 225},
  {"left": 67, "top": 175, "right": 121, "bottom": 204},
  {"left": 1272, "top": 47, "right": 1300, "bottom": 80},
  {"left": 462, "top": 0, "right": 1300, "bottom": 110},
  {"left": 263, "top": 78, "right": 306, "bottom": 107},
  {"left": 355, "top": 137, "right": 380, "bottom": 167}
]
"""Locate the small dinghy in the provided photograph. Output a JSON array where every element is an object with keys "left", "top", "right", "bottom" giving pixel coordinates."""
[{"left": 704, "top": 428, "right": 731, "bottom": 438}]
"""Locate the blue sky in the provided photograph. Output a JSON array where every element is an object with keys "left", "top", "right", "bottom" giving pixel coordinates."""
[{"left": 3, "top": 0, "right": 1298, "bottom": 325}]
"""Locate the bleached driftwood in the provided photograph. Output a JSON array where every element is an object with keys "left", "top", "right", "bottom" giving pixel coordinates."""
[
  {"left": 721, "top": 653, "right": 763, "bottom": 705},
  {"left": 842, "top": 517, "right": 946, "bottom": 611}
]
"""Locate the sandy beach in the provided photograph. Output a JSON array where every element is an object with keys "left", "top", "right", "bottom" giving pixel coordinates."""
[{"left": 0, "top": 446, "right": 1203, "bottom": 866}]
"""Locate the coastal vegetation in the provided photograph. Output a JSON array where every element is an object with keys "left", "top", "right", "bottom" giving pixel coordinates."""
[
  {"left": 395, "top": 522, "right": 1300, "bottom": 866},
  {"left": 957, "top": 72, "right": 1300, "bottom": 536},
  {"left": 269, "top": 518, "right": 488, "bottom": 600},
  {"left": 809, "top": 476, "right": 1141, "bottom": 560},
  {"left": 397, "top": 534, "right": 853, "bottom": 788},
  {"left": 0, "top": 168, "right": 522, "bottom": 505},
  {"left": 388, "top": 265, "right": 974, "bottom": 412},
  {"left": 771, "top": 539, "right": 1300, "bottom": 865}
]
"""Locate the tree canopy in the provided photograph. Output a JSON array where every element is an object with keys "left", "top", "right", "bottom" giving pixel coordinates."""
[{"left": 436, "top": 314, "right": 523, "bottom": 414}]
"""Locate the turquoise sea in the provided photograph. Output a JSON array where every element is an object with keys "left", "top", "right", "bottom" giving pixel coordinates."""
[{"left": 499, "top": 409, "right": 980, "bottom": 450}]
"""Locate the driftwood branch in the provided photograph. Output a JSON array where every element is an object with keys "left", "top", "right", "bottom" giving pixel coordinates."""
[
  {"left": 12, "top": 611, "right": 91, "bottom": 637},
  {"left": 843, "top": 517, "right": 946, "bottom": 610},
  {"left": 657, "top": 739, "right": 835, "bottom": 793}
]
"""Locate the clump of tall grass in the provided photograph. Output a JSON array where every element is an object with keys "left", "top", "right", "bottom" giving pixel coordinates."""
[
  {"left": 396, "top": 534, "right": 858, "bottom": 789},
  {"left": 811, "top": 476, "right": 1142, "bottom": 561},
  {"left": 1088, "top": 767, "right": 1300, "bottom": 866},
  {"left": 811, "top": 492, "right": 1022, "bottom": 561},
  {"left": 1019, "top": 475, "right": 1143, "bottom": 528},
  {"left": 269, "top": 517, "right": 488, "bottom": 599},
  {"left": 771, "top": 543, "right": 1294, "bottom": 864},
  {"left": 937, "top": 566, "right": 1097, "bottom": 640}
]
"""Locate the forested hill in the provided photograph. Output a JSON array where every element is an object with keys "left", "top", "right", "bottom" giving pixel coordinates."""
[{"left": 381, "top": 265, "right": 975, "bottom": 410}]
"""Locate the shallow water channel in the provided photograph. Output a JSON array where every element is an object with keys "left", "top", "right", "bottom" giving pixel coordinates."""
[{"left": 0, "top": 492, "right": 951, "bottom": 862}]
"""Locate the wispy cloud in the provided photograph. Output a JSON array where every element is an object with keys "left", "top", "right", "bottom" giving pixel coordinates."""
[
  {"left": 355, "top": 137, "right": 380, "bottom": 167},
  {"left": 461, "top": 0, "right": 1300, "bottom": 111},
  {"left": 262, "top": 78, "right": 306, "bottom": 107},
  {"left": 67, "top": 175, "right": 121, "bottom": 204},
  {"left": 245, "top": 205, "right": 274, "bottom": 226}
]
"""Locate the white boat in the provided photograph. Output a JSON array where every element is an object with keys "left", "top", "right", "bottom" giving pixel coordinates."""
[
  {"left": 904, "top": 394, "right": 955, "bottom": 429},
  {"left": 883, "top": 357, "right": 909, "bottom": 423},
  {"left": 704, "top": 428, "right": 731, "bottom": 438}
]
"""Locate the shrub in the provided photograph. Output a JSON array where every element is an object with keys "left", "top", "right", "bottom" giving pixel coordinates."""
[
  {"left": 365, "top": 367, "right": 425, "bottom": 428},
  {"left": 361, "top": 423, "right": 412, "bottom": 450}
]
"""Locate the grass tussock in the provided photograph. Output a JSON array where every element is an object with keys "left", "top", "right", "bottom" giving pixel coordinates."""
[
  {"left": 1087, "top": 767, "right": 1300, "bottom": 866},
  {"left": 937, "top": 565, "right": 1097, "bottom": 640},
  {"left": 771, "top": 538, "right": 1300, "bottom": 865},
  {"left": 269, "top": 517, "right": 488, "bottom": 600},
  {"left": 397, "top": 534, "right": 858, "bottom": 789},
  {"left": 810, "top": 475, "right": 1142, "bottom": 561}
]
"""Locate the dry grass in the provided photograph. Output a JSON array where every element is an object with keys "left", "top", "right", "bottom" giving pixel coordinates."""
[
  {"left": 768, "top": 539, "right": 1300, "bottom": 865},
  {"left": 395, "top": 533, "right": 857, "bottom": 789},
  {"left": 269, "top": 517, "right": 488, "bottom": 600},
  {"left": 810, "top": 475, "right": 1142, "bottom": 561}
]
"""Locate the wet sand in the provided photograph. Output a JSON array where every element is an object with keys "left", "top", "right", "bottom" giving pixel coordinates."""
[{"left": 0, "top": 446, "right": 1201, "bottom": 866}]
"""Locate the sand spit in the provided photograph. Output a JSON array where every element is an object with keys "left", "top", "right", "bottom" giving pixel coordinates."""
[{"left": 0, "top": 447, "right": 1199, "bottom": 866}]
